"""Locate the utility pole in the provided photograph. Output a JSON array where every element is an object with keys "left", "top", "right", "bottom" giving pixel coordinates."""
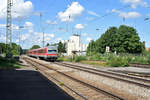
[
  {"left": 39, "top": 13, "right": 45, "bottom": 47},
  {"left": 6, "top": 0, "right": 13, "bottom": 58}
]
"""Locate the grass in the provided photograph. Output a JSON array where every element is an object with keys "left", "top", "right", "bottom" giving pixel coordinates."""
[
  {"left": 80, "top": 60, "right": 108, "bottom": 67},
  {"left": 57, "top": 56, "right": 73, "bottom": 62},
  {"left": 0, "top": 57, "right": 24, "bottom": 69}
]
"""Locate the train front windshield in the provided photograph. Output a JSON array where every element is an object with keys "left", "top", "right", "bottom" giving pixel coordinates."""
[
  {"left": 48, "top": 50, "right": 57, "bottom": 53},
  {"left": 47, "top": 46, "right": 58, "bottom": 54}
]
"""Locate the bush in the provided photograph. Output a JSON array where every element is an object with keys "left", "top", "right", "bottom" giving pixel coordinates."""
[
  {"left": 57, "top": 57, "right": 64, "bottom": 61},
  {"left": 89, "top": 53, "right": 101, "bottom": 61},
  {"left": 0, "top": 57, "right": 23, "bottom": 69},
  {"left": 74, "top": 56, "right": 87, "bottom": 62},
  {"left": 107, "top": 56, "right": 129, "bottom": 67},
  {"left": 147, "top": 55, "right": 150, "bottom": 64},
  {"left": 130, "top": 56, "right": 148, "bottom": 64},
  {"left": 66, "top": 57, "right": 73, "bottom": 62},
  {"left": 0, "top": 56, "right": 6, "bottom": 62}
]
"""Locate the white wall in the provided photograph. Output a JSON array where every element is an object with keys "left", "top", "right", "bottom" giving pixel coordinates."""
[{"left": 66, "top": 34, "right": 88, "bottom": 56}]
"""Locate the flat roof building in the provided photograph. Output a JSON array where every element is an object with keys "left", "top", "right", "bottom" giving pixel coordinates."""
[{"left": 66, "top": 34, "right": 88, "bottom": 56}]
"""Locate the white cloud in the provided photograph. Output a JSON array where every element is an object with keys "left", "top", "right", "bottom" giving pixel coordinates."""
[
  {"left": 112, "top": 9, "right": 141, "bottom": 18},
  {"left": 82, "top": 33, "right": 87, "bottom": 36},
  {"left": 120, "top": 12, "right": 141, "bottom": 18},
  {"left": 23, "top": 22, "right": 34, "bottom": 33},
  {"left": 112, "top": 9, "right": 120, "bottom": 13},
  {"left": 86, "top": 37, "right": 92, "bottom": 42},
  {"left": 146, "top": 14, "right": 150, "bottom": 17},
  {"left": 120, "top": 0, "right": 148, "bottom": 8},
  {"left": 86, "top": 17, "right": 95, "bottom": 21},
  {"left": 28, "top": 29, "right": 34, "bottom": 33},
  {"left": 57, "top": 37, "right": 63, "bottom": 41},
  {"left": 46, "top": 20, "right": 51, "bottom": 24},
  {"left": 12, "top": 24, "right": 19, "bottom": 30},
  {"left": 0, "top": 24, "right": 6, "bottom": 28},
  {"left": 87, "top": 10, "right": 100, "bottom": 17},
  {"left": 49, "top": 34, "right": 55, "bottom": 38},
  {"left": 51, "top": 21, "right": 58, "bottom": 25},
  {"left": 0, "top": 34, "right": 5, "bottom": 43},
  {"left": 46, "top": 20, "right": 58, "bottom": 25},
  {"left": 24, "top": 22, "right": 34, "bottom": 28},
  {"left": 21, "top": 33, "right": 30, "bottom": 41},
  {"left": 0, "top": 0, "right": 33, "bottom": 19},
  {"left": 19, "top": 31, "right": 55, "bottom": 48},
  {"left": 58, "top": 2, "right": 84, "bottom": 22},
  {"left": 75, "top": 24, "right": 84, "bottom": 30},
  {"left": 58, "top": 27, "right": 67, "bottom": 32}
]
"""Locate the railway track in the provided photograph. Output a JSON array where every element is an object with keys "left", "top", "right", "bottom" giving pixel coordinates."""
[
  {"left": 130, "top": 63, "right": 150, "bottom": 69},
  {"left": 53, "top": 62, "right": 150, "bottom": 89},
  {"left": 23, "top": 57, "right": 125, "bottom": 100}
]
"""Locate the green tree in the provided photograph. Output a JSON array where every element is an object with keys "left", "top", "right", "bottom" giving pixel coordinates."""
[
  {"left": 30, "top": 45, "right": 40, "bottom": 50},
  {"left": 58, "top": 41, "right": 66, "bottom": 54},
  {"left": 117, "top": 25, "right": 143, "bottom": 53},
  {"left": 46, "top": 43, "right": 50, "bottom": 46},
  {"left": 87, "top": 40, "right": 96, "bottom": 55},
  {"left": 96, "top": 27, "right": 118, "bottom": 53},
  {"left": 0, "top": 43, "right": 6, "bottom": 54},
  {"left": 87, "top": 25, "right": 144, "bottom": 54},
  {"left": 50, "top": 43, "right": 57, "bottom": 46}
]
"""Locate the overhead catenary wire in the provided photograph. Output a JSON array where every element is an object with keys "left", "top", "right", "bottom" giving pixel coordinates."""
[{"left": 89, "top": 5, "right": 131, "bottom": 23}]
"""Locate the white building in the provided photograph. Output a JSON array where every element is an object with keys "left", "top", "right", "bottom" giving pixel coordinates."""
[{"left": 66, "top": 34, "right": 88, "bottom": 56}]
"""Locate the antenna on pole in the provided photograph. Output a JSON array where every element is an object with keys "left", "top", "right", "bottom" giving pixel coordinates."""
[{"left": 6, "top": 0, "right": 13, "bottom": 58}]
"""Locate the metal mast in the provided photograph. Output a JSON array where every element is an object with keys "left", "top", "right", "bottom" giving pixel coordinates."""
[
  {"left": 40, "top": 13, "right": 45, "bottom": 48},
  {"left": 6, "top": 0, "right": 12, "bottom": 57}
]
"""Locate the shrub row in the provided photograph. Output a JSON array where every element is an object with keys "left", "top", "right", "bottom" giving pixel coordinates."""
[{"left": 58, "top": 52, "right": 150, "bottom": 67}]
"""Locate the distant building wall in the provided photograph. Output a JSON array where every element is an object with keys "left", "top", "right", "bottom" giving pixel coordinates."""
[
  {"left": 146, "top": 48, "right": 150, "bottom": 51},
  {"left": 66, "top": 34, "right": 88, "bottom": 56}
]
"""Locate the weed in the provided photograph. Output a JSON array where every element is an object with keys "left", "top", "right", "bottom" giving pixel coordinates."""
[
  {"left": 74, "top": 56, "right": 87, "bottom": 62},
  {"left": 107, "top": 56, "right": 129, "bottom": 67},
  {"left": 59, "top": 82, "right": 64, "bottom": 86}
]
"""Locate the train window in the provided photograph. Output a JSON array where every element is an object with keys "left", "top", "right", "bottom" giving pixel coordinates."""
[{"left": 48, "top": 50, "right": 57, "bottom": 52}]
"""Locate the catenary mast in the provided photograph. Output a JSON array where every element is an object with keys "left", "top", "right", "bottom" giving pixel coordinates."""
[{"left": 6, "top": 0, "right": 13, "bottom": 57}]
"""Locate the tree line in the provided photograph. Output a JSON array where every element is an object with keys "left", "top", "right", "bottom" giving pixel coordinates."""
[
  {"left": 0, "top": 43, "right": 22, "bottom": 55},
  {"left": 87, "top": 25, "right": 145, "bottom": 55}
]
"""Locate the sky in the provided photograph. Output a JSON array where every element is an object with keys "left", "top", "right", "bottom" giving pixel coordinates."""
[{"left": 0, "top": 0, "right": 150, "bottom": 49}]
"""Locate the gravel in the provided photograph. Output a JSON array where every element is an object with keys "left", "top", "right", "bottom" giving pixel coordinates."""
[{"left": 24, "top": 56, "right": 150, "bottom": 100}]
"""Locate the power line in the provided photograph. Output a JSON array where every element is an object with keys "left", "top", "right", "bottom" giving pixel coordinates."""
[{"left": 89, "top": 5, "right": 130, "bottom": 23}]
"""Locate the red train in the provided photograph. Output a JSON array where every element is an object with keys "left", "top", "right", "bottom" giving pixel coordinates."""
[{"left": 27, "top": 46, "right": 58, "bottom": 61}]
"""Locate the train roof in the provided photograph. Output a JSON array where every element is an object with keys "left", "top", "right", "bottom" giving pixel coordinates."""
[{"left": 29, "top": 46, "right": 57, "bottom": 52}]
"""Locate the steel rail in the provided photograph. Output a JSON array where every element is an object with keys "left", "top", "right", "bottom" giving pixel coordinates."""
[
  {"left": 53, "top": 62, "right": 150, "bottom": 89},
  {"left": 60, "top": 62, "right": 150, "bottom": 83},
  {"left": 24, "top": 57, "right": 125, "bottom": 100},
  {"left": 130, "top": 63, "right": 150, "bottom": 69},
  {"left": 24, "top": 58, "right": 88, "bottom": 100}
]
